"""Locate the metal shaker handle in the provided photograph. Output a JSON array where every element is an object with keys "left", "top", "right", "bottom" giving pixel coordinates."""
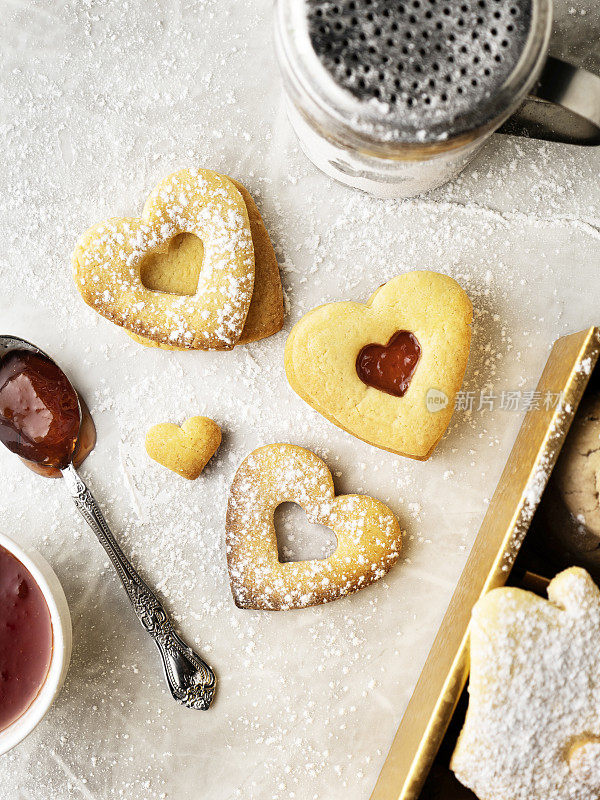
[{"left": 499, "top": 56, "right": 600, "bottom": 146}]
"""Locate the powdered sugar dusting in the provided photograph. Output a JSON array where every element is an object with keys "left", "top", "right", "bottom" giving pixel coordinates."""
[
  {"left": 452, "top": 568, "right": 600, "bottom": 799},
  {"left": 0, "top": 0, "right": 598, "bottom": 797},
  {"left": 226, "top": 443, "right": 402, "bottom": 609},
  {"left": 72, "top": 169, "right": 254, "bottom": 349}
]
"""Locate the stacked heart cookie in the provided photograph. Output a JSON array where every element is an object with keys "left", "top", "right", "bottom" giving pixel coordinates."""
[
  {"left": 284, "top": 271, "right": 473, "bottom": 459},
  {"left": 72, "top": 169, "right": 283, "bottom": 350}
]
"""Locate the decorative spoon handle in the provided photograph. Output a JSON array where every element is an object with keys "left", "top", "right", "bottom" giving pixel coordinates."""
[{"left": 61, "top": 463, "right": 216, "bottom": 710}]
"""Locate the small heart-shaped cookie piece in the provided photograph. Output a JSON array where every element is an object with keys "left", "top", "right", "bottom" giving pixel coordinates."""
[
  {"left": 226, "top": 443, "right": 403, "bottom": 610},
  {"left": 146, "top": 416, "right": 221, "bottom": 480},
  {"left": 284, "top": 271, "right": 472, "bottom": 460}
]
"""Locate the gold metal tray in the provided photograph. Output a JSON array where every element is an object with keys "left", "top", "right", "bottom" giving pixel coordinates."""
[{"left": 370, "top": 326, "right": 600, "bottom": 800}]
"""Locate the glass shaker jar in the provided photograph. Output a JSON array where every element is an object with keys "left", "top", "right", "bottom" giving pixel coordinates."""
[{"left": 274, "top": 0, "right": 600, "bottom": 198}]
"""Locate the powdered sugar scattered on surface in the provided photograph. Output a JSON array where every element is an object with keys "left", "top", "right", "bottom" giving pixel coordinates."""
[{"left": 0, "top": 0, "right": 599, "bottom": 798}]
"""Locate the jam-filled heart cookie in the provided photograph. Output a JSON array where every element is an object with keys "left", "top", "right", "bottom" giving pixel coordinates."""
[
  {"left": 284, "top": 271, "right": 472, "bottom": 460},
  {"left": 451, "top": 568, "right": 600, "bottom": 800},
  {"left": 146, "top": 416, "right": 221, "bottom": 480},
  {"left": 73, "top": 169, "right": 256, "bottom": 350},
  {"left": 126, "top": 178, "right": 284, "bottom": 349},
  {"left": 225, "top": 443, "right": 403, "bottom": 610}
]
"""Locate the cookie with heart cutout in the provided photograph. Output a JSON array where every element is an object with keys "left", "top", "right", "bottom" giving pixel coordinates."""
[
  {"left": 72, "top": 169, "right": 256, "bottom": 350},
  {"left": 451, "top": 568, "right": 600, "bottom": 800},
  {"left": 225, "top": 443, "right": 403, "bottom": 610},
  {"left": 284, "top": 271, "right": 472, "bottom": 460},
  {"left": 146, "top": 416, "right": 221, "bottom": 480},
  {"left": 126, "top": 177, "right": 284, "bottom": 349}
]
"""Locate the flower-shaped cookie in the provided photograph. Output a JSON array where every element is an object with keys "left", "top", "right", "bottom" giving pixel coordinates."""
[
  {"left": 73, "top": 169, "right": 256, "bottom": 350},
  {"left": 284, "top": 271, "right": 472, "bottom": 459},
  {"left": 226, "top": 443, "right": 403, "bottom": 610},
  {"left": 451, "top": 568, "right": 600, "bottom": 800}
]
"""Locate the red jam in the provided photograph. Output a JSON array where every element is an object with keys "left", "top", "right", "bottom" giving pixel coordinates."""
[
  {"left": 25, "top": 398, "right": 96, "bottom": 479},
  {"left": 0, "top": 544, "right": 53, "bottom": 731},
  {"left": 356, "top": 330, "right": 421, "bottom": 397},
  {"left": 0, "top": 350, "right": 81, "bottom": 469}
]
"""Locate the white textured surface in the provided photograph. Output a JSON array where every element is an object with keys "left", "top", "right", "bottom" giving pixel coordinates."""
[{"left": 0, "top": 1, "right": 599, "bottom": 798}]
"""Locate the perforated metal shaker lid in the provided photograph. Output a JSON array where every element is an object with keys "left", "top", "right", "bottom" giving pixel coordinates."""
[{"left": 277, "top": 0, "right": 552, "bottom": 147}]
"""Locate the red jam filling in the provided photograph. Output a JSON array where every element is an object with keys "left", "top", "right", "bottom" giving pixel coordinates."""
[
  {"left": 356, "top": 330, "right": 421, "bottom": 397},
  {"left": 0, "top": 350, "right": 80, "bottom": 469},
  {"left": 0, "top": 544, "right": 53, "bottom": 731}
]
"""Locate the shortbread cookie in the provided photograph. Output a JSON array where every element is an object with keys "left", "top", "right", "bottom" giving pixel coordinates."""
[
  {"left": 537, "top": 393, "right": 600, "bottom": 575},
  {"left": 127, "top": 178, "right": 284, "bottom": 348},
  {"left": 72, "top": 169, "right": 255, "bottom": 350},
  {"left": 284, "top": 271, "right": 472, "bottom": 460},
  {"left": 451, "top": 568, "right": 600, "bottom": 800},
  {"left": 146, "top": 416, "right": 221, "bottom": 480},
  {"left": 225, "top": 443, "right": 403, "bottom": 610}
]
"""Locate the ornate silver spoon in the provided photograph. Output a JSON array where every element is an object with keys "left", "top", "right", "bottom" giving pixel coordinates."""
[{"left": 0, "top": 335, "right": 216, "bottom": 710}]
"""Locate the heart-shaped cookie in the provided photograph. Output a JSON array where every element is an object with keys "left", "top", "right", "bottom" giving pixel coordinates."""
[
  {"left": 146, "top": 416, "right": 221, "bottom": 480},
  {"left": 72, "top": 169, "right": 255, "bottom": 350},
  {"left": 284, "top": 271, "right": 472, "bottom": 460},
  {"left": 127, "top": 177, "right": 284, "bottom": 349},
  {"left": 225, "top": 443, "right": 403, "bottom": 610}
]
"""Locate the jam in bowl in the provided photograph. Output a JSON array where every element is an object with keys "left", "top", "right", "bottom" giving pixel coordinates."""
[{"left": 0, "top": 533, "right": 71, "bottom": 754}]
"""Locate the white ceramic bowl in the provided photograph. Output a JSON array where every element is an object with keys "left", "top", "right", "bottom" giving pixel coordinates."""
[{"left": 0, "top": 532, "right": 72, "bottom": 755}]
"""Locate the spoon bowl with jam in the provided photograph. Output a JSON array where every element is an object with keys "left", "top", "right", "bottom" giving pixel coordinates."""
[
  {"left": 0, "top": 340, "right": 83, "bottom": 474},
  {"left": 0, "top": 336, "right": 216, "bottom": 710}
]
